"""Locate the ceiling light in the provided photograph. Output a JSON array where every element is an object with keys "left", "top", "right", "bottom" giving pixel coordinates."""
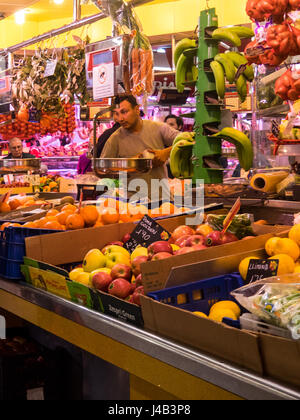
[
  {"left": 15, "top": 10, "right": 25, "bottom": 25},
  {"left": 156, "top": 48, "right": 166, "bottom": 54},
  {"left": 54, "top": 0, "right": 64, "bottom": 4}
]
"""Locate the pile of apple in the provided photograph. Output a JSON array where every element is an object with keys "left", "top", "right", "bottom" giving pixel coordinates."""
[{"left": 69, "top": 223, "right": 243, "bottom": 306}]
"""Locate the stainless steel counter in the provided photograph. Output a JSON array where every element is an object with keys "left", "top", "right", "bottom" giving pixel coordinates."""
[{"left": 0, "top": 278, "right": 300, "bottom": 400}]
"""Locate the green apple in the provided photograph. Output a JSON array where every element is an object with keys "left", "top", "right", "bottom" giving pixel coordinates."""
[
  {"left": 69, "top": 267, "right": 84, "bottom": 281},
  {"left": 83, "top": 249, "right": 106, "bottom": 273},
  {"left": 89, "top": 267, "right": 111, "bottom": 282},
  {"left": 106, "top": 252, "right": 131, "bottom": 269},
  {"left": 75, "top": 272, "right": 91, "bottom": 286},
  {"left": 104, "top": 245, "right": 130, "bottom": 260},
  {"left": 131, "top": 246, "right": 148, "bottom": 261}
]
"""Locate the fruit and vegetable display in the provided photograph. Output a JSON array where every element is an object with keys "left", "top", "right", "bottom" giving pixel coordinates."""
[
  {"left": 257, "top": 81, "right": 283, "bottom": 109},
  {"left": 39, "top": 175, "right": 61, "bottom": 193},
  {"left": 174, "top": 38, "right": 198, "bottom": 93},
  {"left": 169, "top": 132, "right": 196, "bottom": 179},
  {"left": 0, "top": 193, "right": 47, "bottom": 214},
  {"left": 275, "top": 68, "right": 300, "bottom": 101}
]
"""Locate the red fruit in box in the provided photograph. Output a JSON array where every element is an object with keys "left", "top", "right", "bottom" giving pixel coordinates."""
[
  {"left": 184, "top": 235, "right": 204, "bottom": 247},
  {"left": 132, "top": 255, "right": 148, "bottom": 276},
  {"left": 92, "top": 272, "right": 113, "bottom": 292},
  {"left": 132, "top": 286, "right": 145, "bottom": 306},
  {"left": 122, "top": 233, "right": 131, "bottom": 243},
  {"left": 174, "top": 235, "right": 191, "bottom": 248},
  {"left": 206, "top": 231, "right": 238, "bottom": 247},
  {"left": 147, "top": 241, "right": 173, "bottom": 258},
  {"left": 108, "top": 278, "right": 132, "bottom": 299},
  {"left": 192, "top": 244, "right": 207, "bottom": 251},
  {"left": 151, "top": 252, "right": 173, "bottom": 261},
  {"left": 175, "top": 247, "right": 196, "bottom": 256},
  {"left": 134, "top": 273, "right": 143, "bottom": 288},
  {"left": 107, "top": 241, "right": 124, "bottom": 247},
  {"left": 110, "top": 264, "right": 132, "bottom": 281},
  {"left": 171, "top": 225, "right": 195, "bottom": 242}
]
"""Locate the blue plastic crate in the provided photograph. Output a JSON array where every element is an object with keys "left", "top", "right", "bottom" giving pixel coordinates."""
[
  {"left": 147, "top": 273, "right": 244, "bottom": 327},
  {"left": 0, "top": 223, "right": 62, "bottom": 280}
]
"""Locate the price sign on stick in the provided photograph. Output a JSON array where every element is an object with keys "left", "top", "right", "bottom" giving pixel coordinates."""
[{"left": 222, "top": 197, "right": 241, "bottom": 234}]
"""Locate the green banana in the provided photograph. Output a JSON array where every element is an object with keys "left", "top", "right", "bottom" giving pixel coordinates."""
[
  {"left": 192, "top": 65, "right": 198, "bottom": 81},
  {"left": 225, "top": 26, "right": 254, "bottom": 39},
  {"left": 211, "top": 28, "right": 241, "bottom": 47},
  {"left": 212, "top": 127, "right": 253, "bottom": 171},
  {"left": 225, "top": 51, "right": 254, "bottom": 82},
  {"left": 170, "top": 145, "right": 182, "bottom": 178},
  {"left": 235, "top": 72, "right": 248, "bottom": 103},
  {"left": 174, "top": 38, "right": 197, "bottom": 67},
  {"left": 210, "top": 60, "right": 225, "bottom": 99},
  {"left": 173, "top": 131, "right": 195, "bottom": 146},
  {"left": 175, "top": 53, "right": 190, "bottom": 93},
  {"left": 214, "top": 53, "right": 236, "bottom": 84}
]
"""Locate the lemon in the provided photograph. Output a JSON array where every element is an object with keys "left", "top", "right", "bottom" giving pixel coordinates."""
[
  {"left": 269, "top": 254, "right": 295, "bottom": 275},
  {"left": 209, "top": 308, "right": 237, "bottom": 323},
  {"left": 294, "top": 263, "right": 300, "bottom": 274},
  {"left": 266, "top": 237, "right": 300, "bottom": 261},
  {"left": 69, "top": 267, "right": 83, "bottom": 281},
  {"left": 265, "top": 237, "right": 280, "bottom": 256},
  {"left": 209, "top": 300, "right": 241, "bottom": 318},
  {"left": 238, "top": 256, "right": 260, "bottom": 281},
  {"left": 193, "top": 311, "right": 208, "bottom": 318},
  {"left": 289, "top": 224, "right": 300, "bottom": 247}
]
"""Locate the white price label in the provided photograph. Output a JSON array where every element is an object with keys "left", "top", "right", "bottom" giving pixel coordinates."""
[{"left": 43, "top": 59, "right": 57, "bottom": 77}]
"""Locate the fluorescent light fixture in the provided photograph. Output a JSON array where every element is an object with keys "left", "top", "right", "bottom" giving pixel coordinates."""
[
  {"left": 15, "top": 10, "right": 25, "bottom": 24},
  {"left": 54, "top": 0, "right": 64, "bottom": 4},
  {"left": 156, "top": 48, "right": 166, "bottom": 54}
]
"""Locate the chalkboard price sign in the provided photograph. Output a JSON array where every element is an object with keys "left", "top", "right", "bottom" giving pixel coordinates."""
[
  {"left": 124, "top": 215, "right": 171, "bottom": 254},
  {"left": 246, "top": 259, "right": 279, "bottom": 284}
]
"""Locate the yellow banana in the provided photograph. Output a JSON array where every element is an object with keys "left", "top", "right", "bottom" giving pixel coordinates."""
[
  {"left": 212, "top": 127, "right": 253, "bottom": 171},
  {"left": 212, "top": 28, "right": 241, "bottom": 47},
  {"left": 226, "top": 26, "right": 254, "bottom": 39},
  {"left": 225, "top": 51, "right": 254, "bottom": 82},
  {"left": 210, "top": 60, "right": 225, "bottom": 99},
  {"left": 235, "top": 72, "right": 248, "bottom": 103},
  {"left": 170, "top": 145, "right": 183, "bottom": 178},
  {"left": 214, "top": 53, "right": 236, "bottom": 84},
  {"left": 174, "top": 38, "right": 197, "bottom": 67}
]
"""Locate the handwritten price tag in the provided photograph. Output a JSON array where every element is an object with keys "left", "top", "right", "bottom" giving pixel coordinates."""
[{"left": 246, "top": 259, "right": 279, "bottom": 283}]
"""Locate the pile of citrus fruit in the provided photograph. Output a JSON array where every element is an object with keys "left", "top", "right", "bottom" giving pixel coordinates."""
[
  {"left": 193, "top": 300, "right": 241, "bottom": 322},
  {"left": 239, "top": 224, "right": 300, "bottom": 281}
]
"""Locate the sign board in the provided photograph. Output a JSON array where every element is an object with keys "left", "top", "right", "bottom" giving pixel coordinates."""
[
  {"left": 92, "top": 62, "right": 115, "bottom": 100},
  {"left": 124, "top": 215, "right": 171, "bottom": 253},
  {"left": 246, "top": 259, "right": 279, "bottom": 283}
]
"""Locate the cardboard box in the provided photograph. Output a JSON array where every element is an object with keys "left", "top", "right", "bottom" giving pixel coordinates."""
[
  {"left": 258, "top": 332, "right": 300, "bottom": 388},
  {"left": 141, "top": 224, "right": 290, "bottom": 293},
  {"left": 21, "top": 258, "right": 144, "bottom": 327},
  {"left": 140, "top": 249, "right": 266, "bottom": 374}
]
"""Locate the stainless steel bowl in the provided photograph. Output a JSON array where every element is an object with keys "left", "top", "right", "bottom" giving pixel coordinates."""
[
  {"left": 0, "top": 158, "right": 41, "bottom": 173},
  {"left": 93, "top": 158, "right": 153, "bottom": 176}
]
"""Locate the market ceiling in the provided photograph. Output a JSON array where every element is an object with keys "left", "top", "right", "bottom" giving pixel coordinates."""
[{"left": 0, "top": 0, "right": 40, "bottom": 19}]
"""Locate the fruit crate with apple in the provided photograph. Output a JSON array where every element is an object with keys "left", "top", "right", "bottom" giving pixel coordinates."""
[
  {"left": 0, "top": 222, "right": 62, "bottom": 280},
  {"left": 147, "top": 273, "right": 244, "bottom": 328}
]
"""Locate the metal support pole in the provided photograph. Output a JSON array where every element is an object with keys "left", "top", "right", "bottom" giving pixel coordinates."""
[{"left": 73, "top": 0, "right": 81, "bottom": 22}]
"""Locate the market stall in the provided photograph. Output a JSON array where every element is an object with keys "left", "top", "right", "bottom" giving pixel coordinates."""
[{"left": 1, "top": 0, "right": 300, "bottom": 402}]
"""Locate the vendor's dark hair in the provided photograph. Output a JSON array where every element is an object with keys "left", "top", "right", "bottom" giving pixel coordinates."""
[{"left": 113, "top": 94, "right": 138, "bottom": 108}]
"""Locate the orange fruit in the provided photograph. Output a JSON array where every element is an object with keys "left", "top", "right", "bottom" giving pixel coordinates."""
[
  {"left": 36, "top": 217, "right": 49, "bottom": 228},
  {"left": 159, "top": 202, "right": 176, "bottom": 216},
  {"left": 101, "top": 198, "right": 120, "bottom": 212},
  {"left": 80, "top": 205, "right": 99, "bottom": 226},
  {"left": 22, "top": 222, "right": 37, "bottom": 228},
  {"left": 61, "top": 204, "right": 77, "bottom": 213},
  {"left": 0, "top": 202, "right": 11, "bottom": 213},
  {"left": 119, "top": 213, "right": 136, "bottom": 223},
  {"left": 43, "top": 221, "right": 63, "bottom": 230},
  {"left": 65, "top": 213, "right": 85, "bottom": 230},
  {"left": 101, "top": 207, "right": 120, "bottom": 225},
  {"left": 8, "top": 198, "right": 21, "bottom": 210},
  {"left": 47, "top": 208, "right": 59, "bottom": 217},
  {"left": 8, "top": 223, "right": 21, "bottom": 227},
  {"left": 93, "top": 220, "right": 104, "bottom": 228},
  {"left": 56, "top": 210, "right": 73, "bottom": 226},
  {"left": 0, "top": 222, "right": 11, "bottom": 231}
]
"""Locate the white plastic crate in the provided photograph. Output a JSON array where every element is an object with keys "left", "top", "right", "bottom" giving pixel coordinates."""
[{"left": 240, "top": 313, "right": 292, "bottom": 340}]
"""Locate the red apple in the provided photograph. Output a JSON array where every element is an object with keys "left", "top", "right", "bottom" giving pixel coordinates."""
[
  {"left": 184, "top": 235, "right": 204, "bottom": 247},
  {"left": 175, "top": 247, "right": 196, "bottom": 256},
  {"left": 171, "top": 225, "right": 195, "bottom": 242},
  {"left": 132, "top": 255, "right": 148, "bottom": 276},
  {"left": 192, "top": 244, "right": 207, "bottom": 251},
  {"left": 122, "top": 233, "right": 131, "bottom": 243},
  {"left": 107, "top": 241, "right": 124, "bottom": 247},
  {"left": 174, "top": 235, "right": 191, "bottom": 248},
  {"left": 125, "top": 294, "right": 135, "bottom": 303},
  {"left": 151, "top": 252, "right": 173, "bottom": 261},
  {"left": 132, "top": 286, "right": 145, "bottom": 306},
  {"left": 147, "top": 241, "right": 173, "bottom": 258},
  {"left": 135, "top": 273, "right": 143, "bottom": 288},
  {"left": 92, "top": 272, "right": 113, "bottom": 292},
  {"left": 110, "top": 263, "right": 132, "bottom": 281},
  {"left": 108, "top": 278, "right": 132, "bottom": 299}
]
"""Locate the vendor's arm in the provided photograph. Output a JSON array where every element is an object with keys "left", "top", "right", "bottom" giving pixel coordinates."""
[{"left": 148, "top": 123, "right": 178, "bottom": 167}]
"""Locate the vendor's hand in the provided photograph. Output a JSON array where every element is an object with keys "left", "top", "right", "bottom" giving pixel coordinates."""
[{"left": 148, "top": 147, "right": 172, "bottom": 168}]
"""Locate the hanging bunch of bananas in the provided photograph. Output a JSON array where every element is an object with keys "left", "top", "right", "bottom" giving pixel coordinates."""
[
  {"left": 212, "top": 127, "right": 253, "bottom": 171},
  {"left": 210, "top": 26, "right": 255, "bottom": 103},
  {"left": 210, "top": 51, "right": 255, "bottom": 103},
  {"left": 174, "top": 38, "right": 198, "bottom": 93},
  {"left": 170, "top": 132, "right": 196, "bottom": 179}
]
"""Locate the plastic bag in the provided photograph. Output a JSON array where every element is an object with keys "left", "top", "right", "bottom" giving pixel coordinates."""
[
  {"left": 231, "top": 274, "right": 300, "bottom": 339},
  {"left": 130, "top": 32, "right": 154, "bottom": 96}
]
